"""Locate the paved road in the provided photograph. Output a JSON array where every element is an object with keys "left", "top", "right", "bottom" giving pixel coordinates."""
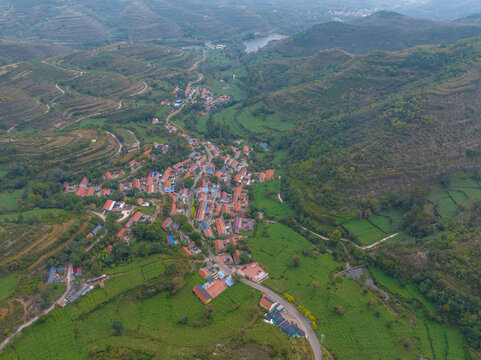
[
  {"left": 206, "top": 248, "right": 324, "bottom": 360},
  {"left": 240, "top": 279, "right": 325, "bottom": 360}
]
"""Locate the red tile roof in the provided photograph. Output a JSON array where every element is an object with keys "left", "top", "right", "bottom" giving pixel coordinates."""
[
  {"left": 162, "top": 217, "right": 173, "bottom": 231},
  {"left": 215, "top": 218, "right": 227, "bottom": 237},
  {"left": 214, "top": 240, "right": 224, "bottom": 253}
]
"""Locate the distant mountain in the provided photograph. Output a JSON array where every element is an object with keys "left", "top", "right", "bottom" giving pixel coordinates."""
[
  {"left": 0, "top": 40, "right": 70, "bottom": 66},
  {"left": 0, "top": 0, "right": 315, "bottom": 48},
  {"left": 454, "top": 14, "right": 481, "bottom": 25},
  {"left": 261, "top": 12, "right": 481, "bottom": 57}
]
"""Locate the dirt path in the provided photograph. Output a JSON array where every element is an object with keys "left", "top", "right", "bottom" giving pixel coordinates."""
[
  {"left": 106, "top": 131, "right": 122, "bottom": 156},
  {"left": 55, "top": 83, "right": 65, "bottom": 94},
  {"left": 0, "top": 265, "right": 72, "bottom": 353},
  {"left": 294, "top": 219, "right": 398, "bottom": 250},
  {"left": 126, "top": 129, "right": 140, "bottom": 152},
  {"left": 129, "top": 81, "right": 148, "bottom": 97}
]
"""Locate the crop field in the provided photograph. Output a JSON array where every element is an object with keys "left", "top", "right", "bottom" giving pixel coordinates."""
[
  {"left": 0, "top": 209, "right": 71, "bottom": 223},
  {"left": 196, "top": 102, "right": 294, "bottom": 139},
  {"left": 253, "top": 179, "right": 293, "bottom": 220},
  {"left": 342, "top": 219, "right": 386, "bottom": 246},
  {"left": 0, "top": 273, "right": 19, "bottom": 303},
  {"left": 206, "top": 50, "right": 232, "bottom": 68},
  {"left": 368, "top": 209, "right": 404, "bottom": 234},
  {"left": 369, "top": 267, "right": 435, "bottom": 311},
  {"left": 0, "top": 62, "right": 121, "bottom": 130},
  {"left": 0, "top": 218, "right": 82, "bottom": 268},
  {"left": 0, "top": 190, "right": 22, "bottom": 211},
  {"left": 0, "top": 130, "right": 120, "bottom": 174},
  {"left": 248, "top": 222, "right": 467, "bottom": 359},
  {"left": 427, "top": 175, "right": 481, "bottom": 217},
  {"left": 0, "top": 252, "right": 270, "bottom": 360}
]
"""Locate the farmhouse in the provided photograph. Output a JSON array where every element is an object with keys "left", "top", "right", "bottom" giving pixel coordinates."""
[
  {"left": 264, "top": 309, "right": 305, "bottom": 338},
  {"left": 192, "top": 265, "right": 234, "bottom": 304},
  {"left": 237, "top": 262, "right": 269, "bottom": 282},
  {"left": 259, "top": 292, "right": 278, "bottom": 312},
  {"left": 103, "top": 200, "right": 125, "bottom": 213}
]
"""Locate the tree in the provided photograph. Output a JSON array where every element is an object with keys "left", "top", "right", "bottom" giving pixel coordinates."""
[
  {"left": 239, "top": 253, "right": 250, "bottom": 264},
  {"left": 184, "top": 177, "right": 194, "bottom": 189},
  {"left": 112, "top": 320, "right": 123, "bottom": 336},
  {"left": 333, "top": 305, "right": 345, "bottom": 316},
  {"left": 204, "top": 305, "right": 214, "bottom": 320},
  {"left": 330, "top": 230, "right": 341, "bottom": 243}
]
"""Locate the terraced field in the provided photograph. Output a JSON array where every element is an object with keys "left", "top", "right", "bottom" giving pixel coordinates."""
[
  {"left": 0, "top": 130, "right": 120, "bottom": 173},
  {"left": 0, "top": 253, "right": 297, "bottom": 360}
]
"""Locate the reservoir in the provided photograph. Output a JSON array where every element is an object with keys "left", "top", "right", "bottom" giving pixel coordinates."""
[{"left": 243, "top": 34, "right": 284, "bottom": 53}]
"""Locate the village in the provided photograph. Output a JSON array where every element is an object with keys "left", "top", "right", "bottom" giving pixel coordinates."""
[
  {"left": 59, "top": 117, "right": 306, "bottom": 340},
  {"left": 161, "top": 84, "right": 231, "bottom": 112}
]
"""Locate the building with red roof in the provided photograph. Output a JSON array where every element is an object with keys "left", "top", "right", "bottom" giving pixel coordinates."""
[
  {"left": 162, "top": 217, "right": 173, "bottom": 232},
  {"left": 214, "top": 240, "right": 224, "bottom": 253},
  {"left": 215, "top": 218, "right": 227, "bottom": 237},
  {"left": 259, "top": 293, "right": 277, "bottom": 312},
  {"left": 266, "top": 169, "right": 275, "bottom": 181},
  {"left": 238, "top": 262, "right": 269, "bottom": 283},
  {"left": 79, "top": 177, "right": 88, "bottom": 188},
  {"left": 259, "top": 172, "right": 266, "bottom": 183},
  {"left": 103, "top": 200, "right": 114, "bottom": 212}
]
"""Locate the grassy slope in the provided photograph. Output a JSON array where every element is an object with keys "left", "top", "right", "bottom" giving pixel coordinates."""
[
  {"left": 0, "top": 253, "right": 301, "bottom": 360},
  {"left": 248, "top": 221, "right": 467, "bottom": 360}
]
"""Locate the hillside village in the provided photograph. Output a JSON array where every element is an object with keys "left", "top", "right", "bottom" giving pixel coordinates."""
[
  {"left": 55, "top": 114, "right": 309, "bottom": 340},
  {"left": 161, "top": 85, "right": 231, "bottom": 112}
]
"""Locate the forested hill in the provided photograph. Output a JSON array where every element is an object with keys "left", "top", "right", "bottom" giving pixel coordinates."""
[
  {"left": 260, "top": 11, "right": 481, "bottom": 57},
  {"left": 241, "top": 38, "right": 481, "bottom": 227}
]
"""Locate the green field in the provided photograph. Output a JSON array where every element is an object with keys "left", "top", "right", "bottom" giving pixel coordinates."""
[
  {"left": 0, "top": 190, "right": 23, "bottom": 212},
  {"left": 369, "top": 267, "right": 435, "bottom": 311},
  {"left": 0, "top": 272, "right": 19, "bottom": 303},
  {"left": 428, "top": 176, "right": 481, "bottom": 218},
  {"left": 197, "top": 102, "right": 294, "bottom": 139},
  {"left": 342, "top": 219, "right": 386, "bottom": 246},
  {"left": 448, "top": 190, "right": 469, "bottom": 206},
  {"left": 253, "top": 179, "right": 293, "bottom": 220},
  {"left": 248, "top": 222, "right": 467, "bottom": 360},
  {"left": 368, "top": 209, "right": 404, "bottom": 234},
  {"left": 0, "top": 209, "right": 71, "bottom": 222},
  {"left": 77, "top": 117, "right": 107, "bottom": 128},
  {"left": 0, "top": 253, "right": 294, "bottom": 360}
]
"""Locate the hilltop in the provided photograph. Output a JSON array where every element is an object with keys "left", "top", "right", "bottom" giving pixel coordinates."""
[{"left": 260, "top": 11, "right": 481, "bottom": 57}]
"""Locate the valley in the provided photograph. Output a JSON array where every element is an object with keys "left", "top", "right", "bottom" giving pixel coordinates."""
[{"left": 0, "top": 6, "right": 480, "bottom": 360}]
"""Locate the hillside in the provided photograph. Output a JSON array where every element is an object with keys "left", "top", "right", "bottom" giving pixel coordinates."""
[
  {"left": 0, "top": 41, "right": 70, "bottom": 66},
  {"left": 260, "top": 12, "right": 481, "bottom": 57},
  {"left": 0, "top": 0, "right": 315, "bottom": 48},
  {"left": 0, "top": 43, "right": 194, "bottom": 131}
]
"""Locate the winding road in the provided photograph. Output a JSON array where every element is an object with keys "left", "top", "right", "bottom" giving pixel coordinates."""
[
  {"left": 129, "top": 81, "right": 148, "bottom": 97},
  {"left": 106, "top": 131, "right": 123, "bottom": 156}
]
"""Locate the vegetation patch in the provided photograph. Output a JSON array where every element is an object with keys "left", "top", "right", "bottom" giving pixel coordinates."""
[{"left": 342, "top": 219, "right": 386, "bottom": 246}]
